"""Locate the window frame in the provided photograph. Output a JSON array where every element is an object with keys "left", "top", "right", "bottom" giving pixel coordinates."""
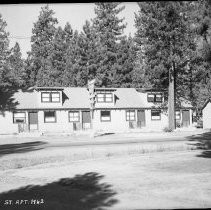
[
  {"left": 96, "top": 92, "right": 113, "bottom": 103},
  {"left": 175, "top": 110, "right": 181, "bottom": 120},
  {"left": 147, "top": 93, "right": 155, "bottom": 102},
  {"left": 151, "top": 110, "right": 161, "bottom": 120},
  {"left": 155, "top": 93, "right": 163, "bottom": 102},
  {"left": 126, "top": 110, "right": 136, "bottom": 121},
  {"left": 100, "top": 110, "right": 111, "bottom": 122},
  {"left": 41, "top": 92, "right": 61, "bottom": 103},
  {"left": 147, "top": 93, "right": 163, "bottom": 103},
  {"left": 44, "top": 111, "right": 57, "bottom": 123},
  {"left": 69, "top": 111, "right": 80, "bottom": 122},
  {"left": 13, "top": 112, "right": 26, "bottom": 124}
]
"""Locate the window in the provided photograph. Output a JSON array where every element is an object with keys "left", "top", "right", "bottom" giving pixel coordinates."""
[
  {"left": 126, "top": 110, "right": 135, "bottom": 121},
  {"left": 69, "top": 111, "right": 80, "bottom": 122},
  {"left": 175, "top": 111, "right": 181, "bottom": 120},
  {"left": 41, "top": 92, "right": 60, "bottom": 103},
  {"left": 97, "top": 92, "right": 113, "bottom": 103},
  {"left": 147, "top": 94, "right": 155, "bottom": 102},
  {"left": 147, "top": 93, "right": 163, "bottom": 103},
  {"left": 151, "top": 110, "right": 161, "bottom": 120},
  {"left": 51, "top": 92, "right": 60, "bottom": 102},
  {"left": 13, "top": 112, "right": 26, "bottom": 123},
  {"left": 101, "top": 111, "right": 111, "bottom": 121},
  {"left": 155, "top": 94, "right": 162, "bottom": 102},
  {"left": 44, "top": 111, "right": 56, "bottom": 123}
]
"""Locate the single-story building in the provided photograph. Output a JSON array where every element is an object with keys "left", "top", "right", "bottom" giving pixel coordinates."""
[
  {"left": 0, "top": 86, "right": 194, "bottom": 134},
  {"left": 202, "top": 99, "right": 211, "bottom": 129}
]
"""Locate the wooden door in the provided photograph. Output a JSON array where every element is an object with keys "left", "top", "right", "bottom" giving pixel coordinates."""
[
  {"left": 29, "top": 112, "right": 38, "bottom": 130},
  {"left": 137, "top": 110, "right": 146, "bottom": 128},
  {"left": 182, "top": 110, "right": 190, "bottom": 127},
  {"left": 82, "top": 111, "right": 91, "bottom": 130}
]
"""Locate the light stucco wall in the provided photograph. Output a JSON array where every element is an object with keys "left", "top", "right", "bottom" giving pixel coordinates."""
[
  {"left": 38, "top": 110, "right": 75, "bottom": 133},
  {"left": 92, "top": 109, "right": 169, "bottom": 132},
  {"left": 0, "top": 111, "right": 20, "bottom": 134},
  {"left": 93, "top": 110, "right": 129, "bottom": 132},
  {"left": 0, "top": 108, "right": 193, "bottom": 134},
  {"left": 203, "top": 103, "right": 211, "bottom": 129},
  {"left": 145, "top": 109, "right": 168, "bottom": 130}
]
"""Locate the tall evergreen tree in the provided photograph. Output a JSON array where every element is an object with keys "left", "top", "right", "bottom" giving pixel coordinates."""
[
  {"left": 113, "top": 35, "right": 136, "bottom": 87},
  {"left": 134, "top": 2, "right": 196, "bottom": 129},
  {"left": 62, "top": 30, "right": 80, "bottom": 86},
  {"left": 92, "top": 2, "right": 127, "bottom": 87},
  {"left": 0, "top": 14, "right": 11, "bottom": 89},
  {"left": 8, "top": 42, "right": 26, "bottom": 88},
  {"left": 27, "top": 5, "right": 58, "bottom": 86},
  {"left": 191, "top": 0, "right": 211, "bottom": 108}
]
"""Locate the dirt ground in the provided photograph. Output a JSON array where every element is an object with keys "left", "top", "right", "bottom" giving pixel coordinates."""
[{"left": 0, "top": 149, "right": 210, "bottom": 209}]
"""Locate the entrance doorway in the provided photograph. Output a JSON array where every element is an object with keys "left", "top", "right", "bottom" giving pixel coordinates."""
[
  {"left": 28, "top": 111, "right": 38, "bottom": 131},
  {"left": 82, "top": 111, "right": 91, "bottom": 130},
  {"left": 182, "top": 110, "right": 190, "bottom": 127},
  {"left": 137, "top": 110, "right": 146, "bottom": 128}
]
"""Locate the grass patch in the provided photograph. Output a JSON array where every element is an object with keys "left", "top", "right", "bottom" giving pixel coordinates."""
[{"left": 0, "top": 143, "right": 198, "bottom": 171}]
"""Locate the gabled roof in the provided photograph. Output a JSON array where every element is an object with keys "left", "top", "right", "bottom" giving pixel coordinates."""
[
  {"left": 100, "top": 88, "right": 146, "bottom": 109},
  {"left": 202, "top": 98, "right": 211, "bottom": 110},
  {"left": 1, "top": 87, "right": 193, "bottom": 110}
]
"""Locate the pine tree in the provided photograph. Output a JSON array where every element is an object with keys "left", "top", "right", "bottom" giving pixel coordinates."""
[
  {"left": 92, "top": 2, "right": 127, "bottom": 87},
  {"left": 62, "top": 30, "right": 80, "bottom": 86},
  {"left": 191, "top": 0, "right": 211, "bottom": 109},
  {"left": 8, "top": 42, "right": 26, "bottom": 88},
  {"left": 134, "top": 2, "right": 197, "bottom": 129},
  {"left": 0, "top": 14, "right": 11, "bottom": 89},
  {"left": 113, "top": 35, "right": 136, "bottom": 87},
  {"left": 27, "top": 5, "right": 58, "bottom": 86}
]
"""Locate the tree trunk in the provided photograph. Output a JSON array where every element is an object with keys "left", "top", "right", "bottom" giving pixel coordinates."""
[{"left": 168, "top": 62, "right": 175, "bottom": 130}]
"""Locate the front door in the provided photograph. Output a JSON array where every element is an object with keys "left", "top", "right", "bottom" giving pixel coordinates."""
[
  {"left": 182, "top": 110, "right": 190, "bottom": 127},
  {"left": 82, "top": 111, "right": 91, "bottom": 130},
  {"left": 137, "top": 110, "right": 146, "bottom": 128},
  {"left": 29, "top": 112, "right": 38, "bottom": 131}
]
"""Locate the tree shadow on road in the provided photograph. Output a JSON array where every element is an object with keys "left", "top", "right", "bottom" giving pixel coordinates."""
[
  {"left": 0, "top": 141, "right": 47, "bottom": 157},
  {"left": 0, "top": 172, "right": 118, "bottom": 210},
  {"left": 186, "top": 130, "right": 211, "bottom": 158}
]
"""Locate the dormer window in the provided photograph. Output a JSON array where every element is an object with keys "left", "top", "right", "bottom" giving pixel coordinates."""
[
  {"left": 147, "top": 93, "right": 163, "bottom": 103},
  {"left": 41, "top": 92, "right": 60, "bottom": 103},
  {"left": 97, "top": 92, "right": 113, "bottom": 103}
]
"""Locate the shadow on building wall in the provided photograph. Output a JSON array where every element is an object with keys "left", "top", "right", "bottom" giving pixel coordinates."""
[{"left": 0, "top": 172, "right": 118, "bottom": 210}]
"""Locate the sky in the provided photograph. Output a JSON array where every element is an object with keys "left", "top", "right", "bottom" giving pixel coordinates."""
[{"left": 0, "top": 3, "right": 140, "bottom": 59}]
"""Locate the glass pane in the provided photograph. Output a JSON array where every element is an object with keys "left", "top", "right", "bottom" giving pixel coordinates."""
[
  {"left": 42, "top": 97, "right": 50, "bottom": 102},
  {"left": 14, "top": 112, "right": 25, "bottom": 118},
  {"left": 45, "top": 117, "right": 56, "bottom": 122},
  {"left": 152, "top": 115, "right": 160, "bottom": 120},
  {"left": 101, "top": 116, "right": 110, "bottom": 121},
  {"left": 14, "top": 118, "right": 25, "bottom": 123},
  {"left": 105, "top": 94, "right": 112, "bottom": 102},
  {"left": 51, "top": 97, "right": 60, "bottom": 102},
  {"left": 51, "top": 93, "right": 59, "bottom": 97},
  {"left": 101, "top": 111, "right": 110, "bottom": 117},
  {"left": 42, "top": 93, "right": 50, "bottom": 97},
  {"left": 45, "top": 111, "right": 55, "bottom": 118}
]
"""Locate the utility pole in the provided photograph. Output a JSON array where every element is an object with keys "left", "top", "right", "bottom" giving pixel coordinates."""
[
  {"left": 168, "top": 61, "right": 176, "bottom": 130},
  {"left": 168, "top": 37, "right": 176, "bottom": 130},
  {"left": 87, "top": 79, "right": 96, "bottom": 137}
]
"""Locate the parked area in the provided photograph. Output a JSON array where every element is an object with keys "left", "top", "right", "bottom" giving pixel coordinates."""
[{"left": 0, "top": 130, "right": 210, "bottom": 209}]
